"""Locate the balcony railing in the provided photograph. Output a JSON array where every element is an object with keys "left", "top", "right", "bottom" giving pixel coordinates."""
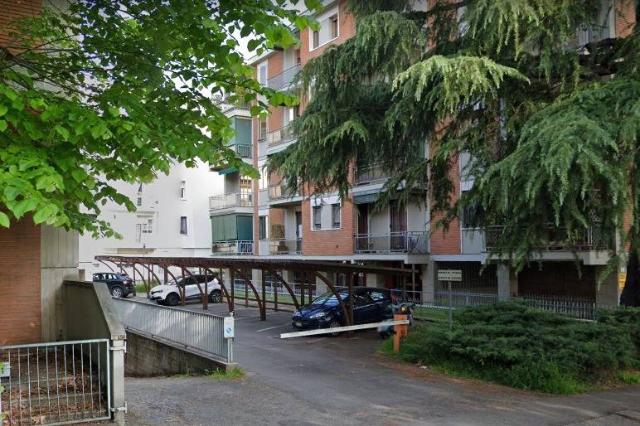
[
  {"left": 267, "top": 124, "right": 296, "bottom": 147},
  {"left": 268, "top": 182, "right": 299, "bottom": 201},
  {"left": 267, "top": 64, "right": 301, "bottom": 90},
  {"left": 232, "top": 144, "right": 252, "bottom": 159},
  {"left": 355, "top": 163, "right": 388, "bottom": 185},
  {"left": 212, "top": 240, "right": 254, "bottom": 255},
  {"left": 209, "top": 192, "right": 252, "bottom": 210},
  {"left": 269, "top": 238, "right": 302, "bottom": 255},
  {"left": 354, "top": 231, "right": 428, "bottom": 254},
  {"left": 484, "top": 225, "right": 610, "bottom": 251}
]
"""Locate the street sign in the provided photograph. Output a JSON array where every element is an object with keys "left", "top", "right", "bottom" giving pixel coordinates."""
[
  {"left": 223, "top": 316, "right": 235, "bottom": 339},
  {"left": 438, "top": 269, "right": 462, "bottom": 282}
]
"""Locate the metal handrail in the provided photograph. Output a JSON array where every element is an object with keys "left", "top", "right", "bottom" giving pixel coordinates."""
[
  {"left": 212, "top": 240, "right": 254, "bottom": 255},
  {"left": 353, "top": 231, "right": 428, "bottom": 254},
  {"left": 267, "top": 124, "right": 296, "bottom": 147},
  {"left": 267, "top": 63, "right": 301, "bottom": 90},
  {"left": 209, "top": 192, "right": 253, "bottom": 210}
]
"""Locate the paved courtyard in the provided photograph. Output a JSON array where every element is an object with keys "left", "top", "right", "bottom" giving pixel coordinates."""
[{"left": 124, "top": 300, "right": 640, "bottom": 425}]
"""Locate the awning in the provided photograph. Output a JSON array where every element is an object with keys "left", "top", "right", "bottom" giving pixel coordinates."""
[
  {"left": 218, "top": 167, "right": 238, "bottom": 176},
  {"left": 353, "top": 191, "right": 380, "bottom": 204}
]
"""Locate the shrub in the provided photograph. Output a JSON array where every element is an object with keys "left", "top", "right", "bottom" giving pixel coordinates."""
[{"left": 394, "top": 302, "right": 639, "bottom": 393}]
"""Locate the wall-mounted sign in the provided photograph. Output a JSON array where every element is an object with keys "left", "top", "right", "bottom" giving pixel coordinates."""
[
  {"left": 223, "top": 316, "right": 235, "bottom": 339},
  {"left": 438, "top": 269, "right": 463, "bottom": 282}
]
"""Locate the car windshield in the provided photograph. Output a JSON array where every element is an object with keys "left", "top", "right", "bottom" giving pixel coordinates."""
[{"left": 311, "top": 291, "right": 348, "bottom": 306}]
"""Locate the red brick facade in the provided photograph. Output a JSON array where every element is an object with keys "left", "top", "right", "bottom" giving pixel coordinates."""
[
  {"left": 0, "top": 0, "right": 43, "bottom": 345},
  {"left": 0, "top": 220, "right": 41, "bottom": 345}
]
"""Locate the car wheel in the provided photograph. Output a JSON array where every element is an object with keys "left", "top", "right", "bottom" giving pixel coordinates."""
[
  {"left": 111, "top": 286, "right": 124, "bottom": 298},
  {"left": 166, "top": 292, "right": 180, "bottom": 306},
  {"left": 327, "top": 319, "right": 341, "bottom": 337},
  {"left": 209, "top": 290, "right": 222, "bottom": 304}
]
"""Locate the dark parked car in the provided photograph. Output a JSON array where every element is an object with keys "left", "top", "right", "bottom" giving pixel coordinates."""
[
  {"left": 292, "top": 287, "right": 393, "bottom": 333},
  {"left": 92, "top": 272, "right": 135, "bottom": 298}
]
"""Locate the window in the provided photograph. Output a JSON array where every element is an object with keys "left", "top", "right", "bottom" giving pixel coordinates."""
[
  {"left": 136, "top": 183, "right": 142, "bottom": 207},
  {"left": 331, "top": 203, "right": 341, "bottom": 228},
  {"left": 180, "top": 216, "right": 188, "bottom": 235},
  {"left": 330, "top": 14, "right": 338, "bottom": 39},
  {"left": 257, "top": 62, "right": 268, "bottom": 86},
  {"left": 259, "top": 216, "right": 267, "bottom": 240},
  {"left": 259, "top": 118, "right": 267, "bottom": 141},
  {"left": 460, "top": 191, "right": 484, "bottom": 229},
  {"left": 309, "top": 9, "right": 339, "bottom": 50},
  {"left": 312, "top": 205, "right": 322, "bottom": 230},
  {"left": 142, "top": 218, "right": 153, "bottom": 234},
  {"left": 180, "top": 180, "right": 186, "bottom": 199}
]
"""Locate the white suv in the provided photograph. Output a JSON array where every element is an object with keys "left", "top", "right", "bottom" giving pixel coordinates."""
[{"left": 150, "top": 274, "right": 222, "bottom": 306}]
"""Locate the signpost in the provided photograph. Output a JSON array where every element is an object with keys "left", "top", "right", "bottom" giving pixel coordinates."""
[
  {"left": 437, "top": 269, "right": 462, "bottom": 331},
  {"left": 224, "top": 314, "right": 235, "bottom": 362}
]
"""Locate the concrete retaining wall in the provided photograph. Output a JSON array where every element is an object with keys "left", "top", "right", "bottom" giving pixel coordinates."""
[{"left": 125, "top": 330, "right": 233, "bottom": 376}]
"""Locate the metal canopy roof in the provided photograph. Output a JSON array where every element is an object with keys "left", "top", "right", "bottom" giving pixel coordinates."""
[{"left": 95, "top": 255, "right": 414, "bottom": 277}]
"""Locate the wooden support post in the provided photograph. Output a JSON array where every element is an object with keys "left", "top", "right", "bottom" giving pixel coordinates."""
[
  {"left": 230, "top": 268, "right": 235, "bottom": 313},
  {"left": 244, "top": 272, "right": 248, "bottom": 307},
  {"left": 273, "top": 270, "right": 279, "bottom": 311},
  {"left": 260, "top": 269, "right": 267, "bottom": 321},
  {"left": 203, "top": 267, "right": 209, "bottom": 311},
  {"left": 300, "top": 276, "right": 305, "bottom": 306},
  {"left": 348, "top": 273, "right": 355, "bottom": 329}
]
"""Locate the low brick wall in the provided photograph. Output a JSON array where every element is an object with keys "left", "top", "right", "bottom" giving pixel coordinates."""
[{"left": 125, "top": 330, "right": 234, "bottom": 377}]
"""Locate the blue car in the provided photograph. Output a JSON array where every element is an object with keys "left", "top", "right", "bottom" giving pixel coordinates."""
[{"left": 292, "top": 287, "right": 393, "bottom": 333}]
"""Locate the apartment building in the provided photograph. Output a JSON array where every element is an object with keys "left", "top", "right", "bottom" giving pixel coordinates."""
[
  {"left": 210, "top": 0, "right": 635, "bottom": 307},
  {"left": 79, "top": 161, "right": 217, "bottom": 277}
]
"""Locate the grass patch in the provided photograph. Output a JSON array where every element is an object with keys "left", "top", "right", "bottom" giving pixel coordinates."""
[
  {"left": 413, "top": 306, "right": 453, "bottom": 323},
  {"left": 135, "top": 283, "right": 147, "bottom": 294},
  {"left": 208, "top": 367, "right": 245, "bottom": 381},
  {"left": 385, "top": 302, "right": 640, "bottom": 394}
]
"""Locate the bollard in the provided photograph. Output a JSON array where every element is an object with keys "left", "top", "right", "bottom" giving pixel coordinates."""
[{"left": 393, "top": 313, "right": 409, "bottom": 353}]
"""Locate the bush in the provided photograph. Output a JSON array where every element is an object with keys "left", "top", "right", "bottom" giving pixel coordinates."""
[{"left": 394, "top": 303, "right": 640, "bottom": 393}]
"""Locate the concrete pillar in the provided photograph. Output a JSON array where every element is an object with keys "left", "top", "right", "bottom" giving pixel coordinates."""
[
  {"left": 111, "top": 337, "right": 126, "bottom": 426},
  {"left": 422, "top": 261, "right": 436, "bottom": 304},
  {"left": 366, "top": 272, "right": 385, "bottom": 288},
  {"left": 497, "top": 263, "right": 511, "bottom": 301},
  {"left": 315, "top": 271, "right": 329, "bottom": 296},
  {"left": 595, "top": 266, "right": 620, "bottom": 308}
]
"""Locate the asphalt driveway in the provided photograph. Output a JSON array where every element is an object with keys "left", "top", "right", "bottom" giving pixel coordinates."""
[{"left": 124, "top": 299, "right": 640, "bottom": 425}]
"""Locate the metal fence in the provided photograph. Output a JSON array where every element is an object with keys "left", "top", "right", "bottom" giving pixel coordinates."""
[
  {"left": 432, "top": 291, "right": 499, "bottom": 308},
  {"left": 518, "top": 294, "right": 599, "bottom": 320},
  {"left": 0, "top": 339, "right": 111, "bottom": 425},
  {"left": 112, "top": 298, "right": 232, "bottom": 362}
]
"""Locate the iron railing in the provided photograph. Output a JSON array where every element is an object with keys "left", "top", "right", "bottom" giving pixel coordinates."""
[
  {"left": 212, "top": 240, "right": 254, "bottom": 255},
  {"left": 269, "top": 238, "right": 302, "bottom": 255},
  {"left": 112, "top": 298, "right": 232, "bottom": 362},
  {"left": 432, "top": 291, "right": 499, "bottom": 308},
  {"left": 518, "top": 294, "right": 600, "bottom": 320},
  {"left": 209, "top": 192, "right": 252, "bottom": 210},
  {"left": 354, "top": 231, "right": 428, "bottom": 254},
  {"left": 267, "top": 64, "right": 301, "bottom": 90},
  {"left": 0, "top": 339, "right": 111, "bottom": 425},
  {"left": 268, "top": 183, "right": 299, "bottom": 201},
  {"left": 354, "top": 163, "right": 388, "bottom": 185},
  {"left": 232, "top": 144, "right": 252, "bottom": 159},
  {"left": 484, "top": 225, "right": 609, "bottom": 251},
  {"left": 267, "top": 125, "right": 296, "bottom": 147}
]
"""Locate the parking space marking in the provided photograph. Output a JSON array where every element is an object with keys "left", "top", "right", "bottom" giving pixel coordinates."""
[{"left": 257, "top": 323, "right": 291, "bottom": 333}]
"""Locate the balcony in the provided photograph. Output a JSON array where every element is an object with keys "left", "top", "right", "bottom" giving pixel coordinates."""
[
  {"left": 267, "top": 64, "right": 301, "bottom": 91},
  {"left": 355, "top": 163, "right": 388, "bottom": 185},
  {"left": 354, "top": 231, "right": 428, "bottom": 255},
  {"left": 267, "top": 124, "right": 296, "bottom": 148},
  {"left": 212, "top": 240, "right": 254, "bottom": 255},
  {"left": 233, "top": 144, "right": 252, "bottom": 159},
  {"left": 484, "top": 225, "right": 610, "bottom": 251},
  {"left": 268, "top": 182, "right": 299, "bottom": 201},
  {"left": 269, "top": 238, "right": 302, "bottom": 255},
  {"left": 209, "top": 192, "right": 253, "bottom": 210}
]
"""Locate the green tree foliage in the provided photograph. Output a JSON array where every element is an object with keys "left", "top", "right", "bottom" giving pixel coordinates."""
[
  {"left": 0, "top": 0, "right": 320, "bottom": 236},
  {"left": 269, "top": 0, "right": 640, "bottom": 304}
]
